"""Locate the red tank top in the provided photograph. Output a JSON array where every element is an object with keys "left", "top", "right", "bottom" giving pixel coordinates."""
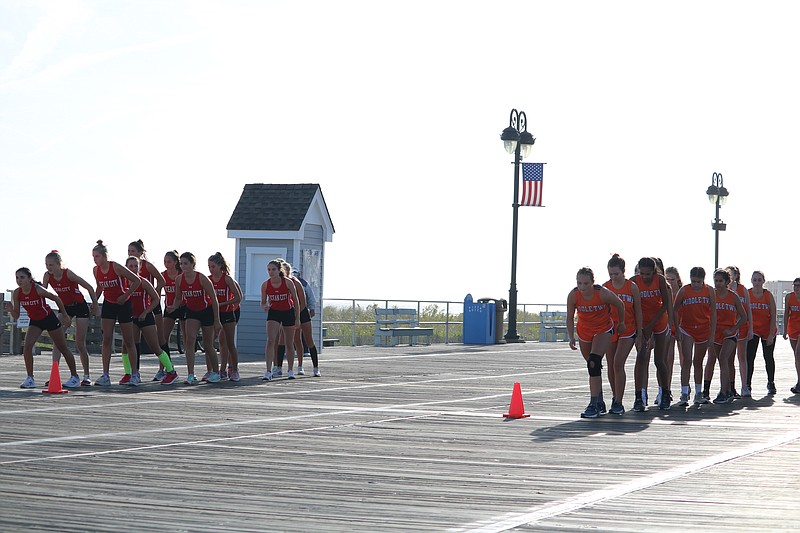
[
  {"left": 139, "top": 259, "right": 155, "bottom": 284},
  {"left": 788, "top": 293, "right": 800, "bottom": 338},
  {"left": 95, "top": 262, "right": 129, "bottom": 303},
  {"left": 749, "top": 288, "right": 774, "bottom": 338},
  {"left": 716, "top": 290, "right": 739, "bottom": 332},
  {"left": 211, "top": 274, "right": 234, "bottom": 313},
  {"left": 18, "top": 285, "right": 51, "bottom": 321},
  {"left": 679, "top": 285, "right": 712, "bottom": 329},
  {"left": 162, "top": 270, "right": 179, "bottom": 307},
  {"left": 48, "top": 268, "right": 84, "bottom": 306},
  {"left": 180, "top": 272, "right": 213, "bottom": 312},
  {"left": 603, "top": 279, "right": 634, "bottom": 327},
  {"left": 130, "top": 276, "right": 151, "bottom": 316},
  {"left": 734, "top": 284, "right": 749, "bottom": 333},
  {"left": 266, "top": 277, "right": 294, "bottom": 311}
]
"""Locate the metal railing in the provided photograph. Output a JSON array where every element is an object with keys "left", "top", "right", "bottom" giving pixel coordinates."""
[{"left": 320, "top": 298, "right": 567, "bottom": 346}]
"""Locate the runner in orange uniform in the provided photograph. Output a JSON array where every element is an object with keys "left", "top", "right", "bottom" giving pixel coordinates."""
[
  {"left": 710, "top": 268, "right": 747, "bottom": 403},
  {"left": 671, "top": 267, "right": 716, "bottom": 406},
  {"left": 747, "top": 271, "right": 777, "bottom": 395},
  {"left": 631, "top": 257, "right": 674, "bottom": 411},
  {"left": 783, "top": 278, "right": 800, "bottom": 393},
  {"left": 567, "top": 267, "right": 625, "bottom": 419},
  {"left": 603, "top": 254, "right": 643, "bottom": 415}
]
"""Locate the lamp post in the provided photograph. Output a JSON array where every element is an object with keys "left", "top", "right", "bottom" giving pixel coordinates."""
[
  {"left": 706, "top": 172, "right": 729, "bottom": 269},
  {"left": 500, "top": 109, "right": 536, "bottom": 342}
]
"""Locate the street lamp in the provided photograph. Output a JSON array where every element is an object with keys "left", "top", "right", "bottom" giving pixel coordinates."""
[
  {"left": 706, "top": 172, "right": 729, "bottom": 269},
  {"left": 500, "top": 108, "right": 536, "bottom": 342}
]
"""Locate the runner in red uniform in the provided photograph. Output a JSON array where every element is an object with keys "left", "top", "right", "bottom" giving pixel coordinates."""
[
  {"left": 602, "top": 254, "right": 642, "bottom": 415},
  {"left": 663, "top": 267, "right": 683, "bottom": 406},
  {"left": 671, "top": 267, "right": 716, "bottom": 405},
  {"left": 92, "top": 240, "right": 141, "bottom": 386},
  {"left": 208, "top": 252, "right": 241, "bottom": 382},
  {"left": 709, "top": 268, "right": 747, "bottom": 403},
  {"left": 11, "top": 267, "right": 80, "bottom": 389},
  {"left": 284, "top": 262, "right": 320, "bottom": 378},
  {"left": 167, "top": 252, "right": 221, "bottom": 385},
  {"left": 261, "top": 259, "right": 301, "bottom": 381},
  {"left": 630, "top": 257, "right": 674, "bottom": 411},
  {"left": 567, "top": 266, "right": 625, "bottom": 419},
  {"left": 784, "top": 278, "right": 800, "bottom": 393},
  {"left": 43, "top": 250, "right": 98, "bottom": 386},
  {"left": 159, "top": 250, "right": 184, "bottom": 379},
  {"left": 125, "top": 257, "right": 179, "bottom": 385},
  {"left": 747, "top": 271, "right": 777, "bottom": 395},
  {"left": 128, "top": 240, "right": 168, "bottom": 361}
]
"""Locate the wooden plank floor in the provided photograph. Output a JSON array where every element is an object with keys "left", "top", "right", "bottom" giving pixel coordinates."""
[{"left": 1, "top": 340, "right": 799, "bottom": 532}]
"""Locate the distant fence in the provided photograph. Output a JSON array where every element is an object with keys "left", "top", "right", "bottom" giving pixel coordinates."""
[{"left": 320, "top": 298, "right": 568, "bottom": 347}]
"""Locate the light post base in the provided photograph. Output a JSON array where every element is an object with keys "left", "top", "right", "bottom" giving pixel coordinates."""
[{"left": 503, "top": 334, "right": 525, "bottom": 343}]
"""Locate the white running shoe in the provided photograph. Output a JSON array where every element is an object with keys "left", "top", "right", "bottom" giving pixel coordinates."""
[
  {"left": 297, "top": 366, "right": 305, "bottom": 376},
  {"left": 129, "top": 372, "right": 142, "bottom": 386},
  {"left": 262, "top": 371, "right": 273, "bottom": 381},
  {"left": 152, "top": 369, "right": 166, "bottom": 382},
  {"left": 313, "top": 368, "right": 321, "bottom": 377},
  {"left": 20, "top": 376, "right": 36, "bottom": 389},
  {"left": 94, "top": 374, "right": 111, "bottom": 387},
  {"left": 272, "top": 366, "right": 283, "bottom": 377},
  {"left": 63, "top": 375, "right": 81, "bottom": 388},
  {"left": 287, "top": 370, "right": 295, "bottom": 379}
]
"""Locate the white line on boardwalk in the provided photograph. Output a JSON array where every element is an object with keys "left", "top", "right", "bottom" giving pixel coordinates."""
[{"left": 453, "top": 428, "right": 800, "bottom": 533}]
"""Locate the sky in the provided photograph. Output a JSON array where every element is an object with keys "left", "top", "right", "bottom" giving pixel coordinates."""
[{"left": 1, "top": 0, "right": 799, "bottom": 309}]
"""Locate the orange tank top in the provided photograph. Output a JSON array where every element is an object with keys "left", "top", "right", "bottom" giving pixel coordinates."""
[
  {"left": 603, "top": 279, "right": 634, "bottom": 327},
  {"left": 575, "top": 285, "right": 612, "bottom": 334},
  {"left": 748, "top": 288, "right": 774, "bottom": 338},
  {"left": 786, "top": 293, "right": 800, "bottom": 339},
  {"left": 632, "top": 275, "right": 669, "bottom": 331},
  {"left": 679, "top": 284, "right": 712, "bottom": 329},
  {"left": 715, "top": 289, "right": 738, "bottom": 332}
]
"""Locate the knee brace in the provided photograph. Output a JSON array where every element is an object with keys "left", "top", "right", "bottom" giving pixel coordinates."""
[{"left": 587, "top": 353, "right": 603, "bottom": 377}]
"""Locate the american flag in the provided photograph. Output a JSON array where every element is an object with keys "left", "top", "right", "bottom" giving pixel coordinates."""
[{"left": 520, "top": 162, "right": 544, "bottom": 207}]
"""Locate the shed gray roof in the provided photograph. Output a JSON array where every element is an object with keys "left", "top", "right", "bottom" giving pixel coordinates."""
[{"left": 226, "top": 183, "right": 333, "bottom": 232}]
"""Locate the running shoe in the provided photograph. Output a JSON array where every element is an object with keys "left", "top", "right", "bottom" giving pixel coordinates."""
[
  {"left": 313, "top": 368, "right": 321, "bottom": 377},
  {"left": 597, "top": 400, "right": 607, "bottom": 416},
  {"left": 609, "top": 402, "right": 625, "bottom": 415},
  {"left": 119, "top": 373, "right": 131, "bottom": 385},
  {"left": 767, "top": 382, "right": 777, "bottom": 395},
  {"left": 20, "top": 376, "right": 36, "bottom": 389},
  {"left": 677, "top": 393, "right": 690, "bottom": 407},
  {"left": 791, "top": 384, "right": 800, "bottom": 394},
  {"left": 184, "top": 374, "right": 197, "bottom": 385},
  {"left": 201, "top": 371, "right": 211, "bottom": 382},
  {"left": 229, "top": 368, "right": 241, "bottom": 382},
  {"left": 659, "top": 393, "right": 671, "bottom": 410},
  {"left": 694, "top": 392, "right": 709, "bottom": 404},
  {"left": 732, "top": 388, "right": 742, "bottom": 399},
  {"left": 653, "top": 391, "right": 662, "bottom": 406},
  {"left": 580, "top": 403, "right": 599, "bottom": 418},
  {"left": 94, "top": 374, "right": 111, "bottom": 387},
  {"left": 632, "top": 398, "right": 645, "bottom": 412},
  {"left": 713, "top": 392, "right": 729, "bottom": 404},
  {"left": 81, "top": 375, "right": 92, "bottom": 387},
  {"left": 287, "top": 369, "right": 296, "bottom": 380},
  {"left": 741, "top": 385, "right": 752, "bottom": 398},
  {"left": 297, "top": 366, "right": 305, "bottom": 376},
  {"left": 219, "top": 370, "right": 228, "bottom": 380},
  {"left": 129, "top": 372, "right": 142, "bottom": 386},
  {"left": 63, "top": 375, "right": 81, "bottom": 388},
  {"left": 303, "top": 351, "right": 310, "bottom": 357},
  {"left": 161, "top": 371, "right": 179, "bottom": 385},
  {"left": 262, "top": 371, "right": 273, "bottom": 381},
  {"left": 152, "top": 369, "right": 166, "bottom": 382},
  {"left": 702, "top": 389, "right": 710, "bottom": 401},
  {"left": 272, "top": 366, "right": 283, "bottom": 377},
  {"left": 207, "top": 372, "right": 221, "bottom": 383}
]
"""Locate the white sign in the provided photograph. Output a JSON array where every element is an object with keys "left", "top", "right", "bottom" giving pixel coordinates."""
[{"left": 16, "top": 307, "right": 30, "bottom": 329}]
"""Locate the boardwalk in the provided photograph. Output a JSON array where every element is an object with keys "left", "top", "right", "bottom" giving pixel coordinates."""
[{"left": 1, "top": 341, "right": 799, "bottom": 532}]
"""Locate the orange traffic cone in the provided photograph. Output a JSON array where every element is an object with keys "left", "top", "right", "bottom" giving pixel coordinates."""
[
  {"left": 42, "top": 360, "right": 68, "bottom": 395},
  {"left": 503, "top": 382, "right": 530, "bottom": 418}
]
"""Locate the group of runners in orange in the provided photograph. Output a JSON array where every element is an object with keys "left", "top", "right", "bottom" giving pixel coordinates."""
[
  {"left": 567, "top": 255, "right": 797, "bottom": 418},
  {"left": 9, "top": 240, "right": 319, "bottom": 390}
]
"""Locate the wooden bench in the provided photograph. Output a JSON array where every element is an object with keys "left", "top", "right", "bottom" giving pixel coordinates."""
[
  {"left": 539, "top": 311, "right": 568, "bottom": 342},
  {"left": 374, "top": 308, "right": 434, "bottom": 346}
]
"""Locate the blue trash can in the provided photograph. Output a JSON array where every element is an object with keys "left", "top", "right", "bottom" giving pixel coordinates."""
[{"left": 463, "top": 294, "right": 495, "bottom": 344}]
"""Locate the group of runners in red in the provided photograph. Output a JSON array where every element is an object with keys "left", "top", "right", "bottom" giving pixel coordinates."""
[
  {"left": 9, "top": 240, "right": 319, "bottom": 389},
  {"left": 567, "top": 255, "right": 796, "bottom": 418}
]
